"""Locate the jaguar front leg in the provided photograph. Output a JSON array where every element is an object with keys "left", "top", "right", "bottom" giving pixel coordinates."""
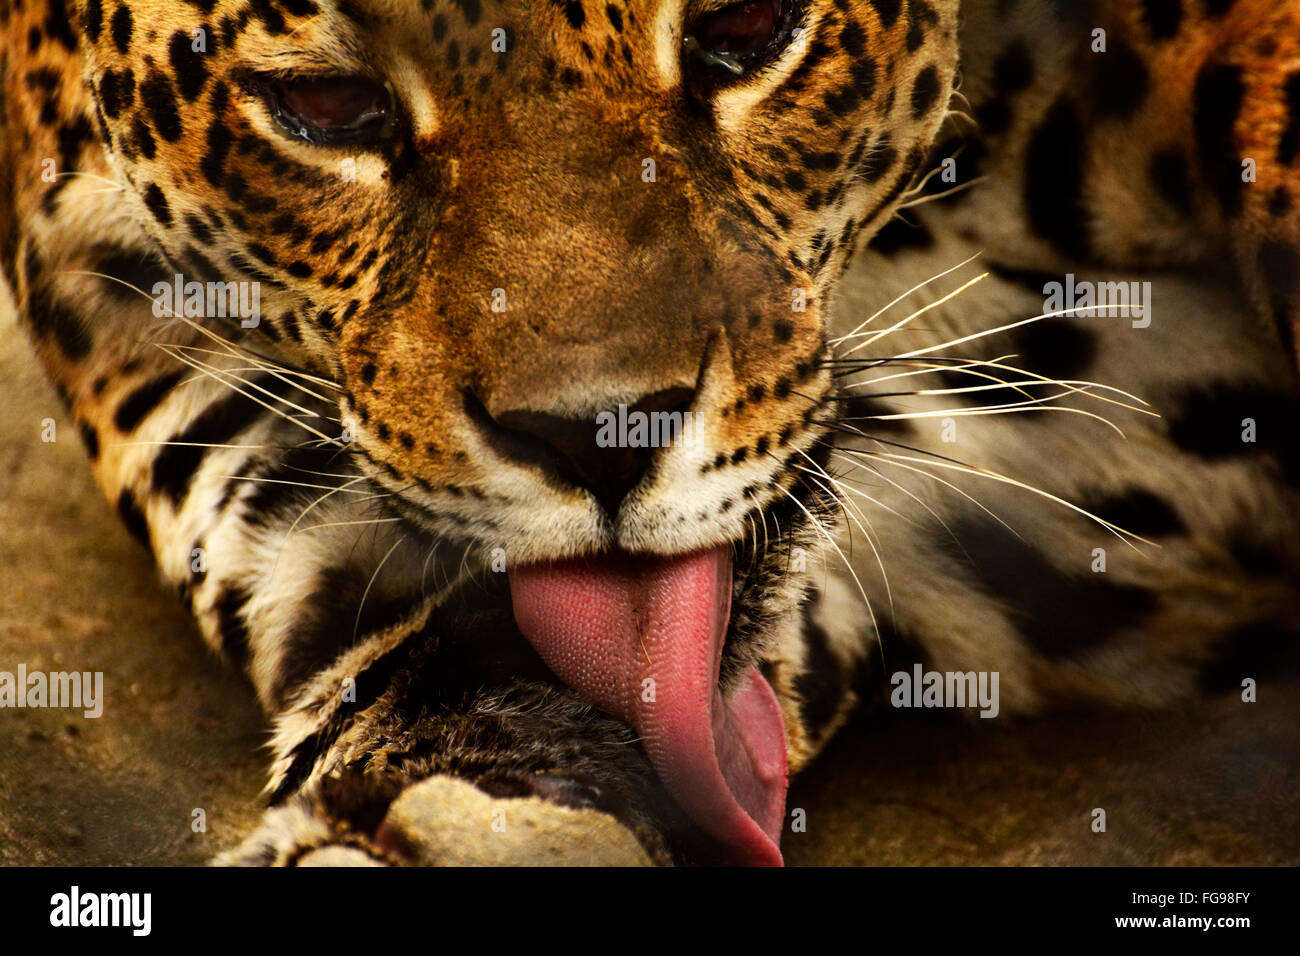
[{"left": 219, "top": 584, "right": 719, "bottom": 867}]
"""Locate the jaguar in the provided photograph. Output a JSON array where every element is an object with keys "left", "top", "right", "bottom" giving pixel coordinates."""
[{"left": 2, "top": 0, "right": 1297, "bottom": 865}]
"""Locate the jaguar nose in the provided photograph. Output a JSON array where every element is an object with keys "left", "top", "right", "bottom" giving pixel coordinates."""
[{"left": 469, "top": 387, "right": 695, "bottom": 516}]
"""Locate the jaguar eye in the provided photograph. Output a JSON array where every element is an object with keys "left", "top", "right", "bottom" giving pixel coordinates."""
[
  {"left": 686, "top": 0, "right": 789, "bottom": 75},
  {"left": 267, "top": 76, "right": 395, "bottom": 146}
]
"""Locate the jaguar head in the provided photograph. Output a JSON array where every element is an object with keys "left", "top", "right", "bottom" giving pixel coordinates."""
[{"left": 85, "top": 0, "right": 958, "bottom": 862}]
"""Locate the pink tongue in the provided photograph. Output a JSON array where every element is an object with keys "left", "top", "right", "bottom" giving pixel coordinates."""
[{"left": 508, "top": 546, "right": 787, "bottom": 866}]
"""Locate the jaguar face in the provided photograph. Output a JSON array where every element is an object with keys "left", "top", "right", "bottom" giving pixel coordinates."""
[{"left": 83, "top": 0, "right": 957, "bottom": 862}]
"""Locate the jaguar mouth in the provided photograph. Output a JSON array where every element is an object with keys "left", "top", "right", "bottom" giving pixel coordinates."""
[
  {"left": 508, "top": 545, "right": 788, "bottom": 867},
  {"left": 367, "top": 428, "right": 835, "bottom": 865}
]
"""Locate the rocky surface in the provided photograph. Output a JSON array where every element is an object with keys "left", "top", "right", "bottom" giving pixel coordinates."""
[{"left": 381, "top": 776, "right": 653, "bottom": 866}]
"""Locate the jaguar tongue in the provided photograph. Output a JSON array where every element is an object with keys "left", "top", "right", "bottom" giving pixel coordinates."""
[{"left": 508, "top": 546, "right": 787, "bottom": 866}]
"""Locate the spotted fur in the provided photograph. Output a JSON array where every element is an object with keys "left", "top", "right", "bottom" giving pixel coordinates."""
[{"left": 2, "top": 0, "right": 1297, "bottom": 865}]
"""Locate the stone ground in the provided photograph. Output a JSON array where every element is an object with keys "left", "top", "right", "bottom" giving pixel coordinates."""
[{"left": 2, "top": 304, "right": 1297, "bottom": 866}]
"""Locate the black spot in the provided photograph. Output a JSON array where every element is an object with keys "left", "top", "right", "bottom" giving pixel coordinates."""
[
  {"left": 1093, "top": 40, "right": 1149, "bottom": 118},
  {"left": 1074, "top": 486, "right": 1185, "bottom": 537},
  {"left": 451, "top": 0, "right": 481, "bottom": 25},
  {"left": 168, "top": 29, "right": 209, "bottom": 101},
  {"left": 274, "top": 565, "right": 412, "bottom": 701},
  {"left": 836, "top": 394, "right": 912, "bottom": 436},
  {"left": 769, "top": 36, "right": 834, "bottom": 100},
  {"left": 1141, "top": 0, "right": 1182, "bottom": 39},
  {"left": 308, "top": 230, "right": 337, "bottom": 256},
  {"left": 850, "top": 56, "right": 877, "bottom": 100},
  {"left": 948, "top": 515, "right": 1159, "bottom": 659},
  {"left": 1228, "top": 532, "right": 1289, "bottom": 576},
  {"left": 1025, "top": 98, "right": 1089, "bottom": 258},
  {"left": 1015, "top": 319, "right": 1097, "bottom": 380},
  {"left": 116, "top": 489, "right": 151, "bottom": 548},
  {"left": 559, "top": 0, "right": 584, "bottom": 29},
  {"left": 935, "top": 312, "right": 1095, "bottom": 409},
  {"left": 77, "top": 421, "right": 100, "bottom": 460},
  {"left": 792, "top": 611, "right": 845, "bottom": 741},
  {"left": 823, "top": 84, "right": 862, "bottom": 118},
  {"left": 214, "top": 586, "right": 253, "bottom": 670},
  {"left": 115, "top": 371, "right": 185, "bottom": 432},
  {"left": 1278, "top": 71, "right": 1300, "bottom": 167},
  {"left": 1201, "top": 623, "right": 1300, "bottom": 694},
  {"left": 269, "top": 213, "right": 299, "bottom": 237},
  {"left": 920, "top": 134, "right": 986, "bottom": 205},
  {"left": 151, "top": 373, "right": 289, "bottom": 503},
  {"left": 140, "top": 71, "right": 183, "bottom": 142},
  {"left": 1193, "top": 63, "right": 1245, "bottom": 215},
  {"left": 1150, "top": 147, "right": 1193, "bottom": 213},
  {"left": 55, "top": 119, "right": 91, "bottom": 181},
  {"left": 179, "top": 214, "right": 211, "bottom": 247},
  {"left": 38, "top": 98, "right": 60, "bottom": 129},
  {"left": 142, "top": 182, "right": 172, "bottom": 225},
  {"left": 904, "top": 21, "right": 925, "bottom": 52},
  {"left": 24, "top": 68, "right": 62, "bottom": 94},
  {"left": 94, "top": 247, "right": 170, "bottom": 301},
  {"left": 200, "top": 118, "right": 233, "bottom": 188},
  {"left": 84, "top": 0, "right": 103, "bottom": 41},
  {"left": 25, "top": 286, "right": 92, "bottom": 359},
  {"left": 97, "top": 68, "right": 135, "bottom": 119},
  {"left": 858, "top": 142, "right": 897, "bottom": 183},
  {"left": 130, "top": 118, "right": 156, "bottom": 159},
  {"left": 43, "top": 0, "right": 79, "bottom": 50},
  {"left": 246, "top": 241, "right": 276, "bottom": 267},
  {"left": 869, "top": 0, "right": 902, "bottom": 28},
  {"left": 236, "top": 448, "right": 343, "bottom": 532},
  {"left": 1258, "top": 240, "right": 1298, "bottom": 357},
  {"left": 993, "top": 42, "right": 1033, "bottom": 94},
  {"left": 1165, "top": 382, "right": 1300, "bottom": 483},
  {"left": 1268, "top": 186, "right": 1293, "bottom": 218},
  {"left": 910, "top": 65, "right": 941, "bottom": 119},
  {"left": 870, "top": 217, "right": 934, "bottom": 254},
  {"left": 109, "top": 3, "right": 132, "bottom": 53},
  {"left": 839, "top": 19, "right": 868, "bottom": 59},
  {"left": 799, "top": 148, "right": 842, "bottom": 173},
  {"left": 975, "top": 99, "right": 1011, "bottom": 136},
  {"left": 249, "top": 0, "right": 287, "bottom": 34}
]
